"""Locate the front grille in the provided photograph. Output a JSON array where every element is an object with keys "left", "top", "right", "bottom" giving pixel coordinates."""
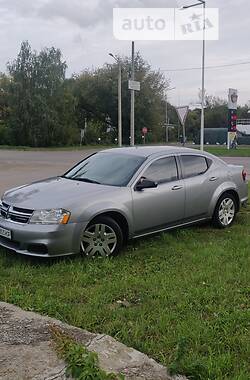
[{"left": 0, "top": 202, "right": 33, "bottom": 224}]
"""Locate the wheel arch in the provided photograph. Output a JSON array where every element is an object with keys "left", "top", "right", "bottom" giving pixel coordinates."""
[
  {"left": 221, "top": 189, "right": 240, "bottom": 212},
  {"left": 209, "top": 184, "right": 240, "bottom": 217},
  {"left": 88, "top": 211, "right": 130, "bottom": 242},
  {"left": 213, "top": 188, "right": 240, "bottom": 216}
]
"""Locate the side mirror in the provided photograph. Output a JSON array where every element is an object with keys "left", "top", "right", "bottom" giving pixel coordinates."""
[{"left": 135, "top": 178, "right": 158, "bottom": 191}]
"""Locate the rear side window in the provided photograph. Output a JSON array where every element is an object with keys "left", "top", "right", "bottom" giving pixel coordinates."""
[
  {"left": 143, "top": 156, "right": 178, "bottom": 184},
  {"left": 180, "top": 155, "right": 208, "bottom": 179}
]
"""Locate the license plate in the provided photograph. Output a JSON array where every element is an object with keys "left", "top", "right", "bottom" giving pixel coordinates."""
[{"left": 0, "top": 226, "right": 12, "bottom": 240}]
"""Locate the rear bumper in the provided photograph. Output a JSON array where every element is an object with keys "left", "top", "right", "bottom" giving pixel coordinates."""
[{"left": 0, "top": 217, "right": 87, "bottom": 257}]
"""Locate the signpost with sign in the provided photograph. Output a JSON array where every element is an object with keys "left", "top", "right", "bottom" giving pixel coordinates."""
[
  {"left": 129, "top": 41, "right": 140, "bottom": 147},
  {"left": 175, "top": 106, "right": 189, "bottom": 146},
  {"left": 227, "top": 89, "right": 238, "bottom": 149},
  {"left": 128, "top": 80, "right": 141, "bottom": 92}
]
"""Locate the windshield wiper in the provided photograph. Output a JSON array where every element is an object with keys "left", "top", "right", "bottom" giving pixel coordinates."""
[{"left": 73, "top": 177, "right": 101, "bottom": 184}]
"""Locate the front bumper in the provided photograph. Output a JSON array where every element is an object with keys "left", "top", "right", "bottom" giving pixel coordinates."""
[{"left": 0, "top": 217, "right": 88, "bottom": 257}]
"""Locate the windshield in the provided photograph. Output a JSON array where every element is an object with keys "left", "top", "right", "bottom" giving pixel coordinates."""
[{"left": 63, "top": 152, "right": 145, "bottom": 187}]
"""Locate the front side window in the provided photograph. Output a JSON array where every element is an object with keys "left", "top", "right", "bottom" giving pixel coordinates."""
[
  {"left": 180, "top": 155, "right": 208, "bottom": 179},
  {"left": 143, "top": 156, "right": 178, "bottom": 184}
]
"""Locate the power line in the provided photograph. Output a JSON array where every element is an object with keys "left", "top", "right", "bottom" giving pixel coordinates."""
[{"left": 161, "top": 60, "right": 250, "bottom": 72}]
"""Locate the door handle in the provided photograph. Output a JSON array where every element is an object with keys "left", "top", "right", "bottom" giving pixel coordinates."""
[
  {"left": 172, "top": 185, "right": 183, "bottom": 191},
  {"left": 209, "top": 177, "right": 218, "bottom": 182}
]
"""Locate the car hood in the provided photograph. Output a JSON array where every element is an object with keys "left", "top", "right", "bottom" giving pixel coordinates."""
[{"left": 3, "top": 177, "right": 120, "bottom": 210}]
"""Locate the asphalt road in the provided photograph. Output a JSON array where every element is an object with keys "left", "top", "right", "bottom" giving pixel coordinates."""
[{"left": 0, "top": 149, "right": 249, "bottom": 195}]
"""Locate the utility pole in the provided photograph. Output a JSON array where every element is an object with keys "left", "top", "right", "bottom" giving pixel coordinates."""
[
  {"left": 200, "top": 1, "right": 206, "bottom": 151},
  {"left": 181, "top": 0, "right": 206, "bottom": 151},
  {"left": 109, "top": 53, "right": 122, "bottom": 147},
  {"left": 118, "top": 62, "right": 122, "bottom": 147},
  {"left": 166, "top": 97, "right": 169, "bottom": 143},
  {"left": 130, "top": 41, "right": 135, "bottom": 146},
  {"left": 165, "top": 87, "right": 176, "bottom": 144}
]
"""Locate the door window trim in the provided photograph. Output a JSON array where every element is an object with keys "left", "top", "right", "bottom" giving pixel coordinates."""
[
  {"left": 178, "top": 154, "right": 212, "bottom": 179},
  {"left": 130, "top": 154, "right": 181, "bottom": 189}
]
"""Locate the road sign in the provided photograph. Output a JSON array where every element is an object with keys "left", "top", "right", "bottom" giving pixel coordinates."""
[
  {"left": 128, "top": 80, "right": 141, "bottom": 91},
  {"left": 142, "top": 127, "right": 148, "bottom": 134},
  {"left": 175, "top": 106, "right": 189, "bottom": 126},
  {"left": 228, "top": 88, "right": 238, "bottom": 110},
  {"left": 175, "top": 106, "right": 189, "bottom": 146}
]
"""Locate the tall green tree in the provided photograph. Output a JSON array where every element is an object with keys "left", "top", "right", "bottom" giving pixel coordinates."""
[
  {"left": 0, "top": 73, "right": 11, "bottom": 144},
  {"left": 7, "top": 41, "right": 77, "bottom": 146},
  {"left": 186, "top": 92, "right": 228, "bottom": 141},
  {"left": 74, "top": 53, "right": 168, "bottom": 145}
]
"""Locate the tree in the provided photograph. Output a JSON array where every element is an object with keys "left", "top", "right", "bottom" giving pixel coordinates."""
[
  {"left": 0, "top": 73, "right": 11, "bottom": 144},
  {"left": 7, "top": 41, "right": 35, "bottom": 145},
  {"left": 7, "top": 41, "right": 77, "bottom": 146},
  {"left": 73, "top": 53, "right": 168, "bottom": 145},
  {"left": 186, "top": 92, "right": 228, "bottom": 141}
]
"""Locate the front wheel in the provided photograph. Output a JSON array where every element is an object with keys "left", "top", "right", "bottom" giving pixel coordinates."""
[
  {"left": 81, "top": 216, "right": 123, "bottom": 258},
  {"left": 212, "top": 193, "right": 237, "bottom": 229}
]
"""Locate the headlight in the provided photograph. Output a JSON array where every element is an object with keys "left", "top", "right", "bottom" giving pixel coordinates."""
[{"left": 29, "top": 209, "right": 71, "bottom": 225}]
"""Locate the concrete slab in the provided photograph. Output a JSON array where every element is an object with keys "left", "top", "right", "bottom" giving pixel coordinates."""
[{"left": 0, "top": 302, "right": 187, "bottom": 380}]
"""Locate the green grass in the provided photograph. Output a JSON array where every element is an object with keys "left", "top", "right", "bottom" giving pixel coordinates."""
[
  {"left": 0, "top": 201, "right": 249, "bottom": 379},
  {"left": 204, "top": 147, "right": 250, "bottom": 157}
]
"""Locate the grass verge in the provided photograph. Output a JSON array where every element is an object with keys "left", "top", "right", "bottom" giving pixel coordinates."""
[
  {"left": 204, "top": 147, "right": 250, "bottom": 157},
  {"left": 0, "top": 198, "right": 249, "bottom": 379}
]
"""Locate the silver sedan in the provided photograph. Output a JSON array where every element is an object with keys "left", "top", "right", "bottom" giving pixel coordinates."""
[{"left": 0, "top": 146, "right": 248, "bottom": 258}]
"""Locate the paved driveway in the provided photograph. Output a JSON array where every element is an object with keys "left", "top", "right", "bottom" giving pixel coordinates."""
[
  {"left": 0, "top": 149, "right": 97, "bottom": 195},
  {"left": 0, "top": 149, "right": 249, "bottom": 195}
]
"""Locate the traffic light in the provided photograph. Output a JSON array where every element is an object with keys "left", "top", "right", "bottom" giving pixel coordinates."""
[{"left": 228, "top": 109, "right": 237, "bottom": 132}]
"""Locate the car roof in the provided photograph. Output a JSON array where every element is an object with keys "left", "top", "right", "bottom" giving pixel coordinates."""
[{"left": 101, "top": 146, "right": 211, "bottom": 158}]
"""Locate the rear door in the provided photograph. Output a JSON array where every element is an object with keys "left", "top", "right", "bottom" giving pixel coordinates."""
[
  {"left": 179, "top": 154, "right": 219, "bottom": 219},
  {"left": 132, "top": 155, "right": 185, "bottom": 234}
]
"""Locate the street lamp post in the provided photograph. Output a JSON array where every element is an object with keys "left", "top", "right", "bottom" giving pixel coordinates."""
[
  {"left": 181, "top": 0, "right": 206, "bottom": 151},
  {"left": 130, "top": 41, "right": 135, "bottom": 146},
  {"left": 109, "top": 53, "right": 122, "bottom": 147},
  {"left": 165, "top": 86, "right": 176, "bottom": 143}
]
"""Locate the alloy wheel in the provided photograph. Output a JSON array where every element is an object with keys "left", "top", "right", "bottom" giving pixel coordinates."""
[
  {"left": 218, "top": 198, "right": 235, "bottom": 227},
  {"left": 81, "top": 223, "right": 117, "bottom": 257}
]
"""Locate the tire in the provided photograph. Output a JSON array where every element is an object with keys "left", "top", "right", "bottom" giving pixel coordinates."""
[
  {"left": 212, "top": 193, "right": 237, "bottom": 229},
  {"left": 80, "top": 216, "right": 123, "bottom": 257}
]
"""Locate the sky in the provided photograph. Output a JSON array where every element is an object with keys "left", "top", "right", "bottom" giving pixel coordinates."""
[{"left": 0, "top": 0, "right": 249, "bottom": 106}]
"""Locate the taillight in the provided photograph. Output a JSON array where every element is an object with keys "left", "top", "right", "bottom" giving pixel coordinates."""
[{"left": 242, "top": 169, "right": 247, "bottom": 181}]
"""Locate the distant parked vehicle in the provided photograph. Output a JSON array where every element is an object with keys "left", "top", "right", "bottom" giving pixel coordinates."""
[{"left": 0, "top": 146, "right": 248, "bottom": 258}]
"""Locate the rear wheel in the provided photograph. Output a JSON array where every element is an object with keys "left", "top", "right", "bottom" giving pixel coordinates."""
[
  {"left": 81, "top": 216, "right": 123, "bottom": 257},
  {"left": 213, "top": 193, "right": 237, "bottom": 229}
]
